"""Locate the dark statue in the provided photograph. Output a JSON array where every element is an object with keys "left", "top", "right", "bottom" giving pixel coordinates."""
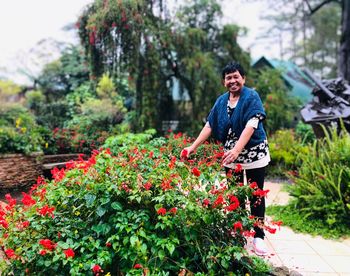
[{"left": 300, "top": 68, "right": 350, "bottom": 137}]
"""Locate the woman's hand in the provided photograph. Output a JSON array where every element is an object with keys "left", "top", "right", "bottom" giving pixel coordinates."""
[
  {"left": 222, "top": 148, "right": 240, "bottom": 165},
  {"left": 181, "top": 146, "right": 194, "bottom": 158}
]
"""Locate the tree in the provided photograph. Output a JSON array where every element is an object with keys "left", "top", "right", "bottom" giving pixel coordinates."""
[
  {"left": 303, "top": 4, "right": 340, "bottom": 78},
  {"left": 264, "top": 0, "right": 349, "bottom": 81},
  {"left": 252, "top": 69, "right": 302, "bottom": 133},
  {"left": 77, "top": 0, "right": 250, "bottom": 133},
  {"left": 172, "top": 0, "right": 251, "bottom": 131},
  {"left": 36, "top": 46, "right": 90, "bottom": 101},
  {"left": 304, "top": 0, "right": 350, "bottom": 81},
  {"left": 78, "top": 0, "right": 174, "bottom": 131}
]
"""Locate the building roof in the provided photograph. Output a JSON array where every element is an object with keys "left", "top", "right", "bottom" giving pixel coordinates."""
[{"left": 252, "top": 56, "right": 315, "bottom": 103}]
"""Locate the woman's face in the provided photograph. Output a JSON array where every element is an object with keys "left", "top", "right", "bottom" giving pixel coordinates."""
[{"left": 223, "top": 71, "right": 245, "bottom": 94}]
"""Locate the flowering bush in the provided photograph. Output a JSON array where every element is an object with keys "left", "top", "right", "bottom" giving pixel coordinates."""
[
  {"left": 0, "top": 133, "right": 274, "bottom": 275},
  {"left": 0, "top": 105, "right": 46, "bottom": 154},
  {"left": 43, "top": 127, "right": 113, "bottom": 155}
]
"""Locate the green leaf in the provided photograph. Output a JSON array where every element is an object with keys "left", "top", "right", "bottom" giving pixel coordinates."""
[
  {"left": 130, "top": 235, "right": 138, "bottom": 247},
  {"left": 166, "top": 243, "right": 175, "bottom": 255},
  {"left": 158, "top": 249, "right": 165, "bottom": 260},
  {"left": 57, "top": 241, "right": 68, "bottom": 249},
  {"left": 85, "top": 194, "right": 96, "bottom": 207},
  {"left": 220, "top": 259, "right": 229, "bottom": 269},
  {"left": 111, "top": 202, "right": 123, "bottom": 211},
  {"left": 141, "top": 243, "right": 147, "bottom": 254},
  {"left": 96, "top": 206, "right": 106, "bottom": 217},
  {"left": 100, "top": 197, "right": 110, "bottom": 205},
  {"left": 233, "top": 252, "right": 242, "bottom": 261},
  {"left": 92, "top": 223, "right": 111, "bottom": 235}
]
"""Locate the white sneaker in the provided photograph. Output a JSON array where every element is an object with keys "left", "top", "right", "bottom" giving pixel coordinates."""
[{"left": 253, "top": 237, "right": 268, "bottom": 256}]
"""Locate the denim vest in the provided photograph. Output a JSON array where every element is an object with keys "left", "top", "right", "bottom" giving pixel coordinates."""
[{"left": 207, "top": 86, "right": 266, "bottom": 147}]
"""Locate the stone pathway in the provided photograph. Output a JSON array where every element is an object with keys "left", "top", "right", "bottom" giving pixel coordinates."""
[{"left": 247, "top": 181, "right": 350, "bottom": 276}]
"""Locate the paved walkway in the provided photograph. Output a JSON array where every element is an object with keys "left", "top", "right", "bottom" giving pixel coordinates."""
[{"left": 247, "top": 182, "right": 350, "bottom": 276}]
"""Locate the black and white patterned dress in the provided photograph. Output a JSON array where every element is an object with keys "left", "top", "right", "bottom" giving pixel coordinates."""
[{"left": 223, "top": 100, "right": 270, "bottom": 169}]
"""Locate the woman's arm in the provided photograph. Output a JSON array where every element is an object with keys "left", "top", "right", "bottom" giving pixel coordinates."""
[{"left": 182, "top": 125, "right": 212, "bottom": 157}]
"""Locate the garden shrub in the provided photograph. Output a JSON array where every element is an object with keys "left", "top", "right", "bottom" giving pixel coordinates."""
[
  {"left": 295, "top": 121, "right": 316, "bottom": 145},
  {"left": 287, "top": 125, "right": 350, "bottom": 231},
  {"left": 0, "top": 105, "right": 47, "bottom": 155},
  {"left": 268, "top": 129, "right": 308, "bottom": 178},
  {"left": 0, "top": 133, "right": 275, "bottom": 275}
]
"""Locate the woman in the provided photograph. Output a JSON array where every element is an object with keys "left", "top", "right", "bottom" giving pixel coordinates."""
[{"left": 182, "top": 61, "right": 270, "bottom": 256}]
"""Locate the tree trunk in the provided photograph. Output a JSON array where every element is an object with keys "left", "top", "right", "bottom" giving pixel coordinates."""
[{"left": 339, "top": 0, "right": 350, "bottom": 81}]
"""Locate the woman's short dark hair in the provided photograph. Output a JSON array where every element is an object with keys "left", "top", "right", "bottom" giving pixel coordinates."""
[{"left": 222, "top": 61, "right": 245, "bottom": 79}]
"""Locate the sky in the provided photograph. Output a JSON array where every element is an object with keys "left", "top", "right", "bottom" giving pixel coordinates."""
[{"left": 0, "top": 0, "right": 277, "bottom": 85}]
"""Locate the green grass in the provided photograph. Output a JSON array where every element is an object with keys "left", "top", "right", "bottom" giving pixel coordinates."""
[{"left": 267, "top": 205, "right": 350, "bottom": 240}]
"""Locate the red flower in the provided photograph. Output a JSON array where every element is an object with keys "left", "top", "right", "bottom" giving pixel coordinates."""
[
  {"left": 234, "top": 164, "right": 242, "bottom": 173},
  {"left": 226, "top": 195, "right": 240, "bottom": 211},
  {"left": 22, "top": 221, "right": 30, "bottom": 228},
  {"left": 65, "top": 160, "right": 75, "bottom": 170},
  {"left": 180, "top": 149, "right": 188, "bottom": 159},
  {"left": 169, "top": 207, "right": 177, "bottom": 215},
  {"left": 0, "top": 219, "right": 8, "bottom": 229},
  {"left": 265, "top": 225, "right": 277, "bottom": 234},
  {"left": 5, "top": 248, "right": 16, "bottom": 259},
  {"left": 192, "top": 167, "right": 201, "bottom": 177},
  {"left": 157, "top": 207, "right": 166, "bottom": 216},
  {"left": 242, "top": 230, "right": 256, "bottom": 237},
  {"left": 51, "top": 167, "right": 66, "bottom": 182},
  {"left": 21, "top": 192, "right": 36, "bottom": 206},
  {"left": 36, "top": 176, "right": 46, "bottom": 185},
  {"left": 30, "top": 176, "right": 46, "bottom": 194},
  {"left": 271, "top": 220, "right": 283, "bottom": 228},
  {"left": 233, "top": 221, "right": 243, "bottom": 232},
  {"left": 39, "top": 250, "right": 47, "bottom": 255},
  {"left": 39, "top": 239, "right": 56, "bottom": 251},
  {"left": 249, "top": 182, "right": 258, "bottom": 189},
  {"left": 161, "top": 179, "right": 172, "bottom": 191},
  {"left": 202, "top": 198, "right": 210, "bottom": 207},
  {"left": 92, "top": 264, "right": 102, "bottom": 274},
  {"left": 36, "top": 188, "right": 47, "bottom": 201},
  {"left": 168, "top": 156, "right": 176, "bottom": 169},
  {"left": 253, "top": 189, "right": 269, "bottom": 197},
  {"left": 37, "top": 205, "right": 55, "bottom": 217},
  {"left": 64, "top": 248, "right": 75, "bottom": 258},
  {"left": 212, "top": 194, "right": 225, "bottom": 208},
  {"left": 173, "top": 132, "right": 183, "bottom": 139},
  {"left": 5, "top": 194, "right": 16, "bottom": 207},
  {"left": 143, "top": 182, "right": 152, "bottom": 190},
  {"left": 134, "top": 263, "right": 143, "bottom": 269},
  {"left": 105, "top": 242, "right": 112, "bottom": 247}
]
